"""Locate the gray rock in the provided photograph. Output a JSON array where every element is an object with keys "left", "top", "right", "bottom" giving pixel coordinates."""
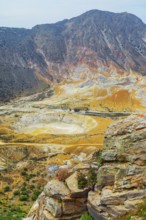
[
  {"left": 48, "top": 165, "right": 59, "bottom": 174},
  {"left": 106, "top": 205, "right": 128, "bottom": 218},
  {"left": 44, "top": 179, "right": 70, "bottom": 197},
  {"left": 102, "top": 150, "right": 117, "bottom": 162},
  {"left": 100, "top": 188, "right": 127, "bottom": 205},
  {"left": 62, "top": 197, "right": 87, "bottom": 215},
  {"left": 45, "top": 197, "right": 62, "bottom": 217}
]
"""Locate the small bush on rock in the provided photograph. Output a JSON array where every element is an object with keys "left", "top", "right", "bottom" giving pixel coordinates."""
[
  {"left": 77, "top": 173, "right": 87, "bottom": 189},
  {"left": 87, "top": 168, "right": 97, "bottom": 186},
  {"left": 97, "top": 151, "right": 102, "bottom": 167}
]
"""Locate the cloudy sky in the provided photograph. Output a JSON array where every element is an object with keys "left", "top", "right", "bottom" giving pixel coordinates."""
[{"left": 0, "top": 0, "right": 146, "bottom": 28}]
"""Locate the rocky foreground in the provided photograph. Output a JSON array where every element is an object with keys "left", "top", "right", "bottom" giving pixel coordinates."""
[{"left": 24, "top": 114, "right": 146, "bottom": 220}]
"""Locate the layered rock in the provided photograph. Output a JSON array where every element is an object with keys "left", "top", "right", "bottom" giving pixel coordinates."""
[
  {"left": 24, "top": 175, "right": 88, "bottom": 220},
  {"left": 88, "top": 114, "right": 146, "bottom": 219}
]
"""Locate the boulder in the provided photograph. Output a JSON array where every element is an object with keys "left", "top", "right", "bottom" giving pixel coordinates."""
[
  {"left": 27, "top": 200, "right": 39, "bottom": 218},
  {"left": 88, "top": 191, "right": 106, "bottom": 213},
  {"left": 106, "top": 205, "right": 129, "bottom": 218},
  {"left": 87, "top": 202, "right": 107, "bottom": 220},
  {"left": 45, "top": 197, "right": 62, "bottom": 217},
  {"left": 124, "top": 199, "right": 143, "bottom": 210},
  {"left": 43, "top": 209, "right": 56, "bottom": 220},
  {"left": 114, "top": 165, "right": 146, "bottom": 190},
  {"left": 44, "top": 179, "right": 70, "bottom": 197},
  {"left": 100, "top": 188, "right": 127, "bottom": 205},
  {"left": 96, "top": 165, "right": 118, "bottom": 189},
  {"left": 62, "top": 197, "right": 87, "bottom": 215}
]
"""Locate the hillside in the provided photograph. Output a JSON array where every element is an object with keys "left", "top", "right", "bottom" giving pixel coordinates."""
[{"left": 0, "top": 10, "right": 146, "bottom": 101}]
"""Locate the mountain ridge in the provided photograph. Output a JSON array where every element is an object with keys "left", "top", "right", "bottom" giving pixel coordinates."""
[{"left": 0, "top": 9, "right": 146, "bottom": 101}]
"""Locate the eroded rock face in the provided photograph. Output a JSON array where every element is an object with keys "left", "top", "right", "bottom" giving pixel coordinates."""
[
  {"left": 88, "top": 115, "right": 146, "bottom": 219},
  {"left": 102, "top": 115, "right": 146, "bottom": 165}
]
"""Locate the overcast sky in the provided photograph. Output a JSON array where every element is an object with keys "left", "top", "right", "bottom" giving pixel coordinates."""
[{"left": 0, "top": 0, "right": 146, "bottom": 28}]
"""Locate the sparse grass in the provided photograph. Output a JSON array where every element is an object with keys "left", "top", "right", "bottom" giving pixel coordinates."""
[
  {"left": 0, "top": 146, "right": 48, "bottom": 219},
  {"left": 78, "top": 173, "right": 87, "bottom": 189},
  {"left": 87, "top": 167, "right": 97, "bottom": 185},
  {"left": 97, "top": 151, "right": 103, "bottom": 167},
  {"left": 0, "top": 196, "right": 29, "bottom": 220},
  {"left": 77, "top": 168, "right": 97, "bottom": 189},
  {"left": 80, "top": 213, "right": 93, "bottom": 220}
]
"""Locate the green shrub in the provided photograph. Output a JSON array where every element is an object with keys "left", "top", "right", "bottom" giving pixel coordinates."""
[
  {"left": 21, "top": 171, "right": 27, "bottom": 176},
  {"left": 4, "top": 186, "right": 10, "bottom": 192},
  {"left": 31, "top": 194, "right": 38, "bottom": 201},
  {"left": 34, "top": 190, "right": 41, "bottom": 196},
  {"left": 13, "top": 190, "right": 20, "bottom": 196},
  {"left": 21, "top": 191, "right": 28, "bottom": 196},
  {"left": 58, "top": 198, "right": 62, "bottom": 203},
  {"left": 77, "top": 173, "right": 87, "bottom": 189},
  {"left": 87, "top": 168, "right": 97, "bottom": 185},
  {"left": 23, "top": 168, "right": 28, "bottom": 171},
  {"left": 80, "top": 213, "right": 93, "bottom": 220},
  {"left": 21, "top": 186, "right": 26, "bottom": 191},
  {"left": 97, "top": 151, "right": 102, "bottom": 167},
  {"left": 29, "top": 173, "right": 36, "bottom": 178},
  {"left": 29, "top": 185, "right": 35, "bottom": 190},
  {"left": 19, "top": 195, "right": 28, "bottom": 201},
  {"left": 26, "top": 176, "right": 31, "bottom": 181}
]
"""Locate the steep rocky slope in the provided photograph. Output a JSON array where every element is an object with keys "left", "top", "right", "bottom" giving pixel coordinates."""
[
  {"left": 88, "top": 114, "right": 146, "bottom": 219},
  {"left": 24, "top": 114, "right": 146, "bottom": 220},
  {"left": 0, "top": 10, "right": 146, "bottom": 101}
]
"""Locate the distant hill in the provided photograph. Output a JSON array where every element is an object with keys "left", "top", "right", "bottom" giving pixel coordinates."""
[{"left": 0, "top": 9, "right": 146, "bottom": 101}]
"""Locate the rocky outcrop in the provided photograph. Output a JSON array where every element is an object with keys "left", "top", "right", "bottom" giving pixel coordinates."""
[
  {"left": 24, "top": 175, "right": 88, "bottom": 220},
  {"left": 88, "top": 114, "right": 146, "bottom": 219},
  {"left": 25, "top": 115, "right": 146, "bottom": 219}
]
